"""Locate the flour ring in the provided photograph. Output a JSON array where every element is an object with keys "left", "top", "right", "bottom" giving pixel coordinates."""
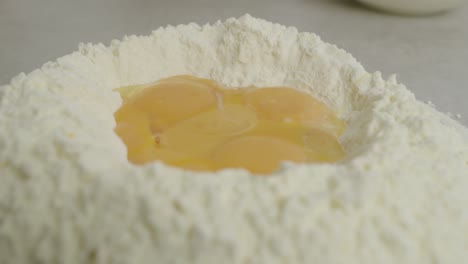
[{"left": 0, "top": 14, "right": 467, "bottom": 264}]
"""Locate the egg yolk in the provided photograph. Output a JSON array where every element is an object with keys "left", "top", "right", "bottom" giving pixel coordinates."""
[{"left": 114, "top": 75, "right": 345, "bottom": 174}]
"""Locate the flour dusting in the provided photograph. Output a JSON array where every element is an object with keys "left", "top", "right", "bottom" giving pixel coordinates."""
[{"left": 0, "top": 15, "right": 467, "bottom": 264}]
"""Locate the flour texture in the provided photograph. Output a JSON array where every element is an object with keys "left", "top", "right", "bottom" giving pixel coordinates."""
[{"left": 0, "top": 15, "right": 467, "bottom": 264}]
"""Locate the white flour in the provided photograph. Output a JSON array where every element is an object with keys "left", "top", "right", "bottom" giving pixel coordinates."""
[{"left": 0, "top": 15, "right": 467, "bottom": 264}]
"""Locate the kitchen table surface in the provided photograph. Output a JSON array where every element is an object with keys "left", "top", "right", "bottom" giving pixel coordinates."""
[{"left": 1, "top": 0, "right": 466, "bottom": 124}]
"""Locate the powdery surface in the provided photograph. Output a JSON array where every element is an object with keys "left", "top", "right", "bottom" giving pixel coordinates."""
[{"left": 0, "top": 15, "right": 467, "bottom": 264}]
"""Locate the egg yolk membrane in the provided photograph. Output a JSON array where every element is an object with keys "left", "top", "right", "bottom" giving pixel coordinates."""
[{"left": 114, "top": 75, "right": 345, "bottom": 174}]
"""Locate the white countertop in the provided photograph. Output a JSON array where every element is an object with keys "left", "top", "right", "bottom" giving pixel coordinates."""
[{"left": 1, "top": 0, "right": 466, "bottom": 124}]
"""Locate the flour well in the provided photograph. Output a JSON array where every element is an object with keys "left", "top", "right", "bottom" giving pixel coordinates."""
[{"left": 0, "top": 15, "right": 467, "bottom": 264}]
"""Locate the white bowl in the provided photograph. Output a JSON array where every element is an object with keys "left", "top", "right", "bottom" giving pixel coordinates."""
[{"left": 356, "top": 0, "right": 463, "bottom": 15}]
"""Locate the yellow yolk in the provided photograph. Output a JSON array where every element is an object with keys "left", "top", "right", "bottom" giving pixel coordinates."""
[
  {"left": 122, "top": 76, "right": 218, "bottom": 132},
  {"left": 163, "top": 104, "right": 257, "bottom": 156},
  {"left": 114, "top": 75, "right": 346, "bottom": 174},
  {"left": 245, "top": 87, "right": 346, "bottom": 136},
  {"left": 114, "top": 104, "right": 155, "bottom": 164},
  {"left": 213, "top": 136, "right": 307, "bottom": 173}
]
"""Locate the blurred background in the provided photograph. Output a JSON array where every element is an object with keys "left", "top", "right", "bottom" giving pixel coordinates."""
[{"left": 0, "top": 0, "right": 466, "bottom": 124}]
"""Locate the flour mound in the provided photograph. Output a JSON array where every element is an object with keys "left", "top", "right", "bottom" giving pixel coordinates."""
[{"left": 0, "top": 15, "right": 467, "bottom": 264}]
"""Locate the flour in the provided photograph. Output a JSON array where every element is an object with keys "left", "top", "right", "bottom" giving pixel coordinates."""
[{"left": 0, "top": 14, "right": 467, "bottom": 264}]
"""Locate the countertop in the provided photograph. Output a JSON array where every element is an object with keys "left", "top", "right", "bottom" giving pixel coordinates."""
[{"left": 1, "top": 0, "right": 467, "bottom": 125}]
